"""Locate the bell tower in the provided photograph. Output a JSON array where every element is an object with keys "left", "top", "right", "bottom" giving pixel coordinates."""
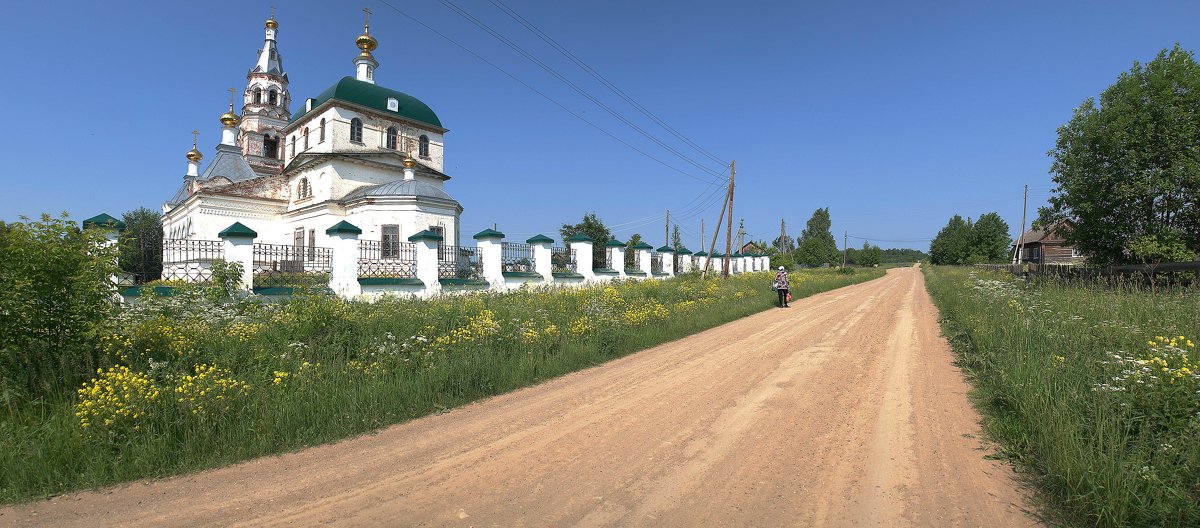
[{"left": 238, "top": 8, "right": 291, "bottom": 178}]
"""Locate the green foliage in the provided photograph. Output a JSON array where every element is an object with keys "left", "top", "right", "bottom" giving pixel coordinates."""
[
  {"left": 118, "top": 207, "right": 162, "bottom": 284},
  {"left": 925, "top": 266, "right": 1200, "bottom": 526},
  {"left": 560, "top": 212, "right": 611, "bottom": 268},
  {"left": 670, "top": 224, "right": 682, "bottom": 252},
  {"left": 1127, "top": 233, "right": 1194, "bottom": 265},
  {"left": 794, "top": 208, "right": 839, "bottom": 267},
  {"left": 0, "top": 214, "right": 119, "bottom": 401},
  {"left": 930, "top": 212, "right": 1011, "bottom": 264},
  {"left": 0, "top": 269, "right": 883, "bottom": 503},
  {"left": 624, "top": 233, "right": 643, "bottom": 268},
  {"left": 881, "top": 247, "right": 929, "bottom": 263},
  {"left": 1045, "top": 44, "right": 1200, "bottom": 265},
  {"left": 855, "top": 241, "right": 882, "bottom": 267}
]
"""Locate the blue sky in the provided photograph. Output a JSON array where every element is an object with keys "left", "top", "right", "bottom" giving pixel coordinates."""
[{"left": 1, "top": 0, "right": 1197, "bottom": 251}]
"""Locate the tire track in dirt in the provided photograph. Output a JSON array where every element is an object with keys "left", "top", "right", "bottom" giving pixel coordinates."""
[{"left": 0, "top": 267, "right": 1040, "bottom": 527}]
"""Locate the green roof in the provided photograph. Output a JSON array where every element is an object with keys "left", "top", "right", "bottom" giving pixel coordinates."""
[
  {"left": 408, "top": 229, "right": 443, "bottom": 242},
  {"left": 656, "top": 245, "right": 674, "bottom": 252},
  {"left": 473, "top": 228, "right": 505, "bottom": 240},
  {"left": 325, "top": 220, "right": 362, "bottom": 235},
  {"left": 566, "top": 233, "right": 593, "bottom": 242},
  {"left": 526, "top": 234, "right": 554, "bottom": 244},
  {"left": 292, "top": 77, "right": 443, "bottom": 129},
  {"left": 694, "top": 251, "right": 708, "bottom": 256},
  {"left": 82, "top": 213, "right": 125, "bottom": 231},
  {"left": 606, "top": 239, "right": 625, "bottom": 247},
  {"left": 677, "top": 247, "right": 693, "bottom": 255},
  {"left": 218, "top": 222, "right": 257, "bottom": 238},
  {"left": 632, "top": 242, "right": 654, "bottom": 250}
]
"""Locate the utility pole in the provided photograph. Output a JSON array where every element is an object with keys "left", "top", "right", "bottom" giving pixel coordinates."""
[
  {"left": 701, "top": 219, "right": 705, "bottom": 252},
  {"left": 665, "top": 208, "right": 669, "bottom": 247},
  {"left": 701, "top": 175, "right": 731, "bottom": 280},
  {"left": 737, "top": 219, "right": 745, "bottom": 251},
  {"left": 843, "top": 230, "right": 848, "bottom": 268},
  {"left": 1012, "top": 184, "right": 1028, "bottom": 265},
  {"left": 724, "top": 161, "right": 735, "bottom": 278}
]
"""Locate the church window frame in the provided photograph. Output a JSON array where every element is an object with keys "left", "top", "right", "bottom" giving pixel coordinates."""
[
  {"left": 307, "top": 229, "right": 316, "bottom": 261},
  {"left": 253, "top": 88, "right": 262, "bottom": 104},
  {"left": 269, "top": 89, "right": 278, "bottom": 106},
  {"left": 303, "top": 127, "right": 309, "bottom": 150},
  {"left": 319, "top": 118, "right": 326, "bottom": 143},
  {"left": 289, "top": 135, "right": 296, "bottom": 159},
  {"left": 381, "top": 225, "right": 400, "bottom": 259},
  {"left": 386, "top": 127, "right": 398, "bottom": 150},
  {"left": 297, "top": 177, "right": 311, "bottom": 200},
  {"left": 419, "top": 135, "right": 430, "bottom": 158},
  {"left": 262, "top": 134, "right": 278, "bottom": 159},
  {"left": 350, "top": 118, "right": 364, "bottom": 144}
]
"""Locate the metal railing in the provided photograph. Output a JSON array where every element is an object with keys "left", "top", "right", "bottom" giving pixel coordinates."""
[
  {"left": 253, "top": 243, "right": 332, "bottom": 288},
  {"left": 161, "top": 239, "right": 224, "bottom": 283},
  {"left": 651, "top": 252, "right": 663, "bottom": 274},
  {"left": 602, "top": 251, "right": 615, "bottom": 270},
  {"left": 439, "top": 245, "right": 482, "bottom": 279},
  {"left": 551, "top": 246, "right": 577, "bottom": 273},
  {"left": 501, "top": 242, "right": 535, "bottom": 273},
  {"left": 359, "top": 240, "right": 417, "bottom": 278}
]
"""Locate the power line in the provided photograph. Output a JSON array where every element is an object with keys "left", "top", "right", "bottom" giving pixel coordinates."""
[
  {"left": 486, "top": 0, "right": 727, "bottom": 167},
  {"left": 372, "top": 0, "right": 723, "bottom": 186},
  {"left": 847, "top": 234, "right": 932, "bottom": 243},
  {"left": 435, "top": 0, "right": 729, "bottom": 183}
]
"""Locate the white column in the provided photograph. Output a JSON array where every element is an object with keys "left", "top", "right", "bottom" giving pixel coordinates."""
[
  {"left": 661, "top": 250, "right": 675, "bottom": 276},
  {"left": 639, "top": 249, "right": 653, "bottom": 277},
  {"left": 476, "top": 237, "right": 504, "bottom": 287},
  {"left": 569, "top": 240, "right": 595, "bottom": 281},
  {"left": 220, "top": 237, "right": 254, "bottom": 292},
  {"left": 611, "top": 246, "right": 626, "bottom": 278},
  {"left": 679, "top": 253, "right": 692, "bottom": 273},
  {"left": 413, "top": 237, "right": 441, "bottom": 297},
  {"left": 326, "top": 222, "right": 362, "bottom": 299},
  {"left": 532, "top": 241, "right": 553, "bottom": 283}
]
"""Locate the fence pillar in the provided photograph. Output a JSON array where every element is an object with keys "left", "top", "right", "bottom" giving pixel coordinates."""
[
  {"left": 83, "top": 213, "right": 126, "bottom": 293},
  {"left": 638, "top": 248, "right": 653, "bottom": 277},
  {"left": 658, "top": 247, "right": 675, "bottom": 276},
  {"left": 678, "top": 250, "right": 692, "bottom": 273},
  {"left": 474, "top": 229, "right": 505, "bottom": 287},
  {"left": 527, "top": 234, "right": 554, "bottom": 283},
  {"left": 326, "top": 221, "right": 362, "bottom": 299},
  {"left": 608, "top": 241, "right": 627, "bottom": 278},
  {"left": 409, "top": 230, "right": 442, "bottom": 297},
  {"left": 566, "top": 234, "right": 595, "bottom": 281},
  {"left": 217, "top": 222, "right": 256, "bottom": 291}
]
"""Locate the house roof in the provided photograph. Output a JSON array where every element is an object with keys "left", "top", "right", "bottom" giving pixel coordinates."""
[
  {"left": 342, "top": 179, "right": 458, "bottom": 203},
  {"left": 1013, "top": 219, "right": 1075, "bottom": 246},
  {"left": 291, "top": 77, "right": 442, "bottom": 129}
]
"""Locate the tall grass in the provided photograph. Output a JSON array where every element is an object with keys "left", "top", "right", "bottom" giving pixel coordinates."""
[
  {"left": 924, "top": 266, "right": 1200, "bottom": 526},
  {"left": 0, "top": 269, "right": 882, "bottom": 504}
]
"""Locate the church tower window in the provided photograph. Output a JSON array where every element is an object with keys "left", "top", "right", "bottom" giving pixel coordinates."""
[
  {"left": 319, "top": 119, "right": 326, "bottom": 142},
  {"left": 263, "top": 134, "right": 278, "bottom": 158},
  {"left": 386, "top": 127, "right": 398, "bottom": 149},
  {"left": 350, "top": 118, "right": 363, "bottom": 143},
  {"left": 298, "top": 177, "right": 311, "bottom": 199},
  {"left": 269, "top": 90, "right": 278, "bottom": 106},
  {"left": 303, "top": 127, "right": 309, "bottom": 150},
  {"left": 419, "top": 135, "right": 430, "bottom": 157},
  {"left": 253, "top": 88, "right": 262, "bottom": 104}
]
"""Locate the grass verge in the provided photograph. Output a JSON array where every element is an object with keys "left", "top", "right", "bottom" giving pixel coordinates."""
[
  {"left": 1, "top": 268, "right": 882, "bottom": 504},
  {"left": 923, "top": 265, "right": 1200, "bottom": 526}
]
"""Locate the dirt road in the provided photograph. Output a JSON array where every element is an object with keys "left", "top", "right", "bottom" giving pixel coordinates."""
[{"left": 2, "top": 267, "right": 1038, "bottom": 527}]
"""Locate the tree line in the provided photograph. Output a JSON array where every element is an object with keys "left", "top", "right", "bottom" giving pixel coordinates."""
[{"left": 929, "top": 212, "right": 1011, "bottom": 265}]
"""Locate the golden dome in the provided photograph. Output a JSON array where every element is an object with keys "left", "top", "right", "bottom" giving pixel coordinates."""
[
  {"left": 402, "top": 155, "right": 417, "bottom": 168},
  {"left": 219, "top": 105, "right": 240, "bottom": 127},
  {"left": 265, "top": 18, "right": 278, "bottom": 30},
  {"left": 186, "top": 148, "right": 203, "bottom": 162},
  {"left": 356, "top": 32, "right": 377, "bottom": 52}
]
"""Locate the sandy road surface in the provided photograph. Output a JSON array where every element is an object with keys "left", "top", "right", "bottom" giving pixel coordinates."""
[{"left": 2, "top": 267, "right": 1039, "bottom": 527}]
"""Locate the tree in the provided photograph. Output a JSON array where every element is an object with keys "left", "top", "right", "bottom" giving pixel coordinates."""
[
  {"left": 670, "top": 224, "right": 682, "bottom": 252},
  {"left": 772, "top": 218, "right": 795, "bottom": 253},
  {"left": 0, "top": 214, "right": 118, "bottom": 399},
  {"left": 625, "top": 233, "right": 643, "bottom": 268},
  {"left": 970, "top": 212, "right": 1012, "bottom": 263},
  {"left": 881, "top": 248, "right": 929, "bottom": 263},
  {"left": 858, "top": 241, "right": 882, "bottom": 267},
  {"left": 119, "top": 207, "right": 163, "bottom": 283},
  {"left": 1044, "top": 44, "right": 1200, "bottom": 265},
  {"left": 930, "top": 215, "right": 971, "bottom": 264},
  {"left": 794, "top": 208, "right": 839, "bottom": 267},
  {"left": 560, "top": 213, "right": 611, "bottom": 268}
]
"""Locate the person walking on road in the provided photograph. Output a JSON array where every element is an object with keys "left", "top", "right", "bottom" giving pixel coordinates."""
[{"left": 774, "top": 266, "right": 790, "bottom": 308}]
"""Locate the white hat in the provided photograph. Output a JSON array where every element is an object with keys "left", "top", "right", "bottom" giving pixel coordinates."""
[{"left": 778, "top": 266, "right": 785, "bottom": 271}]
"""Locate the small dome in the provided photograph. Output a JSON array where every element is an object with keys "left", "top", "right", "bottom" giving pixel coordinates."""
[
  {"left": 356, "top": 32, "right": 377, "bottom": 53},
  {"left": 219, "top": 107, "right": 240, "bottom": 126},
  {"left": 186, "top": 148, "right": 203, "bottom": 162},
  {"left": 265, "top": 18, "right": 278, "bottom": 30}
]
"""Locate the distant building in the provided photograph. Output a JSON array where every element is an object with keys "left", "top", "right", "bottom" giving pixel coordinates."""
[
  {"left": 1012, "top": 219, "right": 1084, "bottom": 264},
  {"left": 739, "top": 242, "right": 764, "bottom": 255}
]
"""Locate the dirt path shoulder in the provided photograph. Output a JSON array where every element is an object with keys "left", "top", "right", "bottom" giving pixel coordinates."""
[{"left": 0, "top": 267, "right": 1039, "bottom": 527}]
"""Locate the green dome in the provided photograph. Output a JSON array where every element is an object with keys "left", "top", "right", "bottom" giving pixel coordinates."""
[{"left": 292, "top": 77, "right": 443, "bottom": 129}]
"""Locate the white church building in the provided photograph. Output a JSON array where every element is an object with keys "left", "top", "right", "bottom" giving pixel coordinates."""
[{"left": 163, "top": 12, "right": 462, "bottom": 252}]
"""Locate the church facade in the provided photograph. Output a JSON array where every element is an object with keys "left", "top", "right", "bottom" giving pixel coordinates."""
[{"left": 162, "top": 12, "right": 462, "bottom": 252}]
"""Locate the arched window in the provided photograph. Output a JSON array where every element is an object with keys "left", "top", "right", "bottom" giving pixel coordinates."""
[
  {"left": 262, "top": 134, "right": 278, "bottom": 158},
  {"left": 253, "top": 88, "right": 262, "bottom": 104},
  {"left": 269, "top": 90, "right": 278, "bottom": 106},
  {"left": 350, "top": 118, "right": 363, "bottom": 143},
  {"left": 298, "top": 177, "right": 311, "bottom": 199},
  {"left": 418, "top": 135, "right": 430, "bottom": 157},
  {"left": 319, "top": 118, "right": 326, "bottom": 142},
  {"left": 386, "top": 127, "right": 398, "bottom": 150},
  {"left": 289, "top": 135, "right": 295, "bottom": 158},
  {"left": 303, "top": 127, "right": 309, "bottom": 150}
]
